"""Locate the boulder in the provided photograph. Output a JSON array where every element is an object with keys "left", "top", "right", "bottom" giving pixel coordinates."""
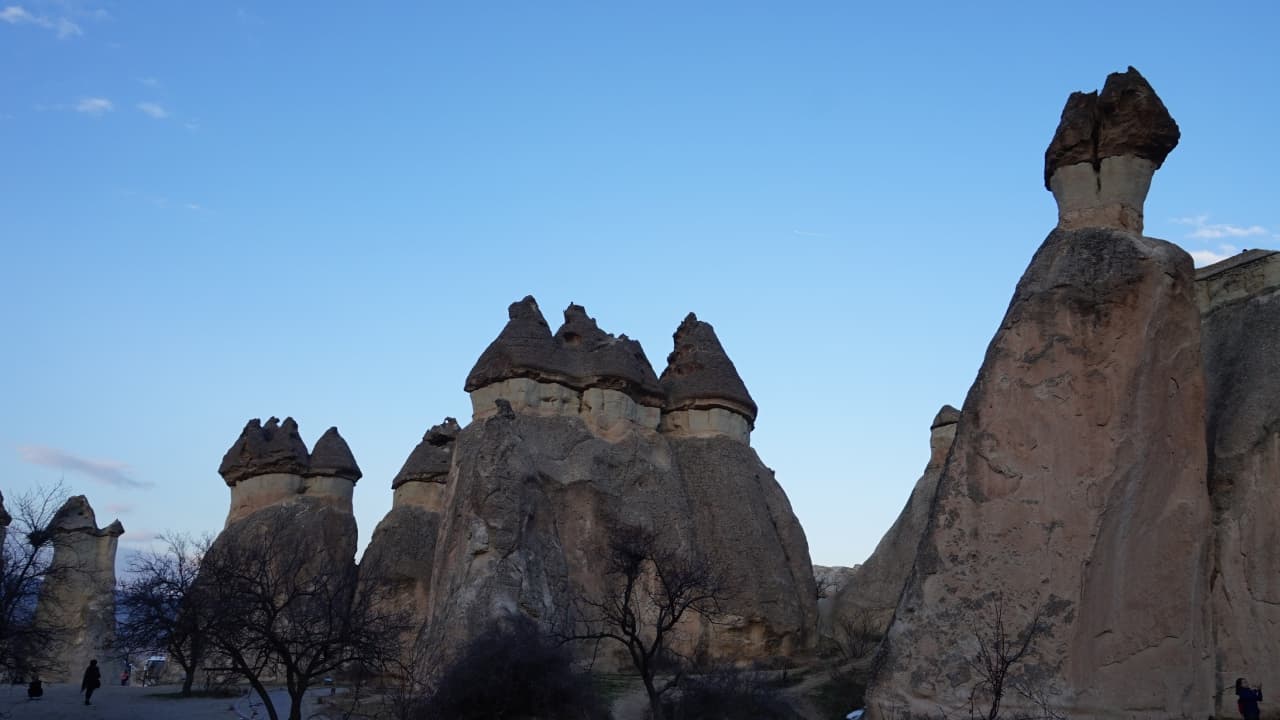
[{"left": 33, "top": 496, "right": 124, "bottom": 682}]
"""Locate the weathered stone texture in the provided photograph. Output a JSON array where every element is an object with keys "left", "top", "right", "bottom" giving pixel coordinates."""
[
  {"left": 866, "top": 228, "right": 1213, "bottom": 719},
  {"left": 34, "top": 496, "right": 124, "bottom": 682},
  {"left": 659, "top": 313, "right": 757, "bottom": 423},
  {"left": 1199, "top": 250, "right": 1280, "bottom": 717},
  {"left": 219, "top": 419, "right": 359, "bottom": 524},
  {"left": 218, "top": 417, "right": 310, "bottom": 486}
]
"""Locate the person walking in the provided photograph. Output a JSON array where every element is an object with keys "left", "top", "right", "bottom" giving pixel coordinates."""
[
  {"left": 1236, "top": 677, "right": 1263, "bottom": 720},
  {"left": 80, "top": 659, "right": 101, "bottom": 706}
]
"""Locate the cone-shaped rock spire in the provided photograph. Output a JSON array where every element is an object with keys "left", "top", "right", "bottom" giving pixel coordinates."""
[
  {"left": 218, "top": 416, "right": 311, "bottom": 486},
  {"left": 392, "top": 417, "right": 461, "bottom": 489},
  {"left": 930, "top": 404, "right": 961, "bottom": 430},
  {"left": 307, "top": 427, "right": 362, "bottom": 482},
  {"left": 660, "top": 313, "right": 757, "bottom": 421},
  {"left": 465, "top": 296, "right": 565, "bottom": 391}
]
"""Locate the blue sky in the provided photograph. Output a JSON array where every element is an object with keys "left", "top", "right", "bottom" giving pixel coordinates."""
[{"left": 2, "top": 1, "right": 1277, "bottom": 567}]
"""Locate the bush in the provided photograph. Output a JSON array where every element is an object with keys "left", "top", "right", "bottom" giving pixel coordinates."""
[
  {"left": 665, "top": 666, "right": 802, "bottom": 720},
  {"left": 411, "top": 616, "right": 608, "bottom": 720}
]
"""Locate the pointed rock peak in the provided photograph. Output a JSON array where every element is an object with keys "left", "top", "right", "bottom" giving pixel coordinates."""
[
  {"left": 661, "top": 312, "right": 758, "bottom": 421},
  {"left": 931, "top": 404, "right": 961, "bottom": 430},
  {"left": 218, "top": 416, "right": 312, "bottom": 486},
  {"left": 554, "top": 303, "right": 607, "bottom": 347},
  {"left": 103, "top": 519, "right": 125, "bottom": 537},
  {"left": 0, "top": 490, "right": 10, "bottom": 528},
  {"left": 393, "top": 417, "right": 462, "bottom": 489},
  {"left": 465, "top": 295, "right": 565, "bottom": 392},
  {"left": 553, "top": 303, "right": 664, "bottom": 403},
  {"left": 1044, "top": 66, "right": 1179, "bottom": 189},
  {"left": 308, "top": 427, "right": 363, "bottom": 482},
  {"left": 509, "top": 295, "right": 550, "bottom": 327}
]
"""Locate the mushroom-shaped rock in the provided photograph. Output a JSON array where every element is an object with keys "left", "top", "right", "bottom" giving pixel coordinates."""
[
  {"left": 464, "top": 296, "right": 565, "bottom": 391},
  {"left": 218, "top": 416, "right": 311, "bottom": 486},
  {"left": 554, "top": 304, "right": 664, "bottom": 405},
  {"left": 930, "top": 404, "right": 961, "bottom": 430},
  {"left": 307, "top": 427, "right": 363, "bottom": 482},
  {"left": 1044, "top": 66, "right": 1180, "bottom": 234},
  {"left": 392, "top": 417, "right": 462, "bottom": 489},
  {"left": 660, "top": 313, "right": 757, "bottom": 421}
]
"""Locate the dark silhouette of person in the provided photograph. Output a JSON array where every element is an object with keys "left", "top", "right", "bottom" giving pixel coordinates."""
[
  {"left": 80, "top": 660, "right": 101, "bottom": 706},
  {"left": 26, "top": 677, "right": 42, "bottom": 700},
  {"left": 1237, "top": 676, "right": 1263, "bottom": 720}
]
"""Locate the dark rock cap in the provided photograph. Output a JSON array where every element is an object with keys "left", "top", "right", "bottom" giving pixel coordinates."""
[
  {"left": 465, "top": 297, "right": 664, "bottom": 406},
  {"left": 218, "top": 416, "right": 311, "bottom": 486},
  {"left": 930, "top": 404, "right": 961, "bottom": 430},
  {"left": 0, "top": 490, "right": 10, "bottom": 527},
  {"left": 1044, "top": 66, "right": 1180, "bottom": 189},
  {"left": 307, "top": 427, "right": 363, "bottom": 482},
  {"left": 392, "top": 417, "right": 462, "bottom": 489},
  {"left": 659, "top": 313, "right": 758, "bottom": 421}
]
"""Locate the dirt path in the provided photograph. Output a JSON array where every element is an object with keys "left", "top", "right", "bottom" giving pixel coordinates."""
[{"left": 0, "top": 681, "right": 328, "bottom": 720}]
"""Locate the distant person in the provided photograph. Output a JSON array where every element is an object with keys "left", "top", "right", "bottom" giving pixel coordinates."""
[
  {"left": 81, "top": 660, "right": 101, "bottom": 706},
  {"left": 121, "top": 669, "right": 130, "bottom": 686},
  {"left": 26, "top": 677, "right": 42, "bottom": 700},
  {"left": 1237, "top": 677, "right": 1263, "bottom": 720}
]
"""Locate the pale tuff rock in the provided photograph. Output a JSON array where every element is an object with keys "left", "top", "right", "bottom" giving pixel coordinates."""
[
  {"left": 34, "top": 496, "right": 124, "bottom": 682},
  {"left": 1198, "top": 250, "right": 1280, "bottom": 716},
  {"left": 1044, "top": 67, "right": 1179, "bottom": 234},
  {"left": 830, "top": 405, "right": 958, "bottom": 640},
  {"left": 866, "top": 227, "right": 1214, "bottom": 719},
  {"left": 218, "top": 418, "right": 360, "bottom": 524}
]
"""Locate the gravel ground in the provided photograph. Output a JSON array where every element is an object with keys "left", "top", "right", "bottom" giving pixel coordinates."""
[{"left": 0, "top": 682, "right": 328, "bottom": 720}]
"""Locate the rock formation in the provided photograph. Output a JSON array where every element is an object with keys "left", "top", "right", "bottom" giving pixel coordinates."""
[
  {"left": 1198, "top": 250, "right": 1280, "bottom": 716},
  {"left": 33, "top": 496, "right": 124, "bottom": 682},
  {"left": 829, "top": 405, "right": 958, "bottom": 640},
  {"left": 359, "top": 418, "right": 460, "bottom": 629},
  {"left": 218, "top": 417, "right": 360, "bottom": 525},
  {"left": 1044, "top": 66, "right": 1179, "bottom": 234},
  {"left": 366, "top": 301, "right": 816, "bottom": 666},
  {"left": 866, "top": 68, "right": 1214, "bottom": 719}
]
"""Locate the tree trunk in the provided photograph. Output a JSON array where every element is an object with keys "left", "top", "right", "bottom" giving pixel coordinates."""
[
  {"left": 288, "top": 687, "right": 306, "bottom": 720},
  {"left": 247, "top": 676, "right": 279, "bottom": 720},
  {"left": 643, "top": 675, "right": 666, "bottom": 720},
  {"left": 180, "top": 667, "right": 195, "bottom": 697}
]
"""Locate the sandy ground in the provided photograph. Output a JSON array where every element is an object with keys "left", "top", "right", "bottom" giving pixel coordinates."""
[{"left": 0, "top": 681, "right": 332, "bottom": 720}]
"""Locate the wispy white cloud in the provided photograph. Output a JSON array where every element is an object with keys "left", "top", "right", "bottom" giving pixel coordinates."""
[
  {"left": 75, "top": 97, "right": 112, "bottom": 115},
  {"left": 137, "top": 76, "right": 160, "bottom": 88},
  {"left": 1174, "top": 215, "right": 1269, "bottom": 240},
  {"left": 137, "top": 101, "right": 168, "bottom": 119},
  {"left": 1, "top": 5, "right": 82, "bottom": 38},
  {"left": 17, "top": 445, "right": 153, "bottom": 489}
]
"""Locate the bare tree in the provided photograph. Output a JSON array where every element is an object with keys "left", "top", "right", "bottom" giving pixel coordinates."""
[
  {"left": 116, "top": 532, "right": 213, "bottom": 696},
  {"left": 570, "top": 525, "right": 727, "bottom": 720},
  {"left": 195, "top": 516, "right": 408, "bottom": 720},
  {"left": 966, "top": 593, "right": 1060, "bottom": 720},
  {"left": 0, "top": 483, "right": 71, "bottom": 678}
]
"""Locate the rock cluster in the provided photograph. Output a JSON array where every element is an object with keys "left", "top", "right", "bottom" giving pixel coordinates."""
[
  {"left": 865, "top": 69, "right": 1215, "bottom": 719},
  {"left": 359, "top": 301, "right": 816, "bottom": 666},
  {"left": 33, "top": 496, "right": 124, "bottom": 682},
  {"left": 217, "top": 418, "right": 361, "bottom": 525}
]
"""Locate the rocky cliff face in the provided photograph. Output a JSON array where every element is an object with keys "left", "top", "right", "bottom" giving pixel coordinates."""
[
  {"left": 1199, "top": 250, "right": 1280, "bottom": 716},
  {"left": 866, "top": 68, "right": 1214, "bottom": 719},
  {"left": 366, "top": 300, "right": 817, "bottom": 666},
  {"left": 33, "top": 496, "right": 123, "bottom": 682},
  {"left": 829, "top": 405, "right": 958, "bottom": 639}
]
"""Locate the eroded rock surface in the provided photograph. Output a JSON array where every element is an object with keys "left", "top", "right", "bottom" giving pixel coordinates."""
[
  {"left": 218, "top": 418, "right": 360, "bottom": 524},
  {"left": 1198, "top": 250, "right": 1280, "bottom": 716},
  {"left": 33, "top": 496, "right": 123, "bottom": 682}
]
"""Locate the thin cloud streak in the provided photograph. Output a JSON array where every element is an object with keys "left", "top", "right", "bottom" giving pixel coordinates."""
[
  {"left": 17, "top": 445, "right": 153, "bottom": 489},
  {"left": 137, "top": 101, "right": 168, "bottom": 119},
  {"left": 76, "top": 97, "right": 112, "bottom": 115},
  {"left": 1174, "top": 215, "right": 1269, "bottom": 240},
  {"left": 0, "top": 5, "right": 82, "bottom": 38}
]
